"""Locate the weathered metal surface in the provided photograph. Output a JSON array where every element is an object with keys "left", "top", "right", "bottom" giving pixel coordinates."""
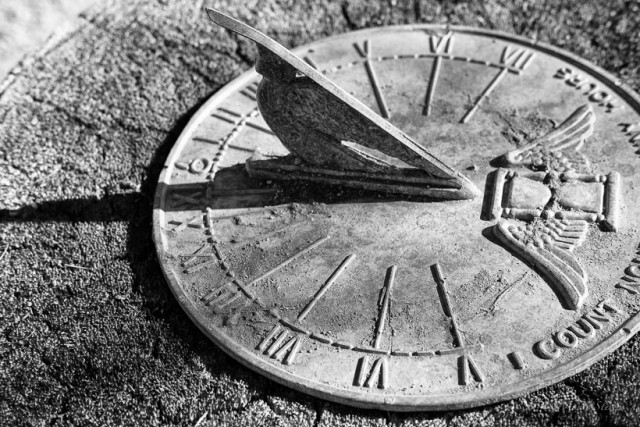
[
  {"left": 152, "top": 13, "right": 640, "bottom": 411},
  {"left": 206, "top": 10, "right": 478, "bottom": 201}
]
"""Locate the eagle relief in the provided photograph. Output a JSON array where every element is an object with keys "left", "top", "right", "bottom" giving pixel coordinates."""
[{"left": 486, "top": 105, "right": 622, "bottom": 310}]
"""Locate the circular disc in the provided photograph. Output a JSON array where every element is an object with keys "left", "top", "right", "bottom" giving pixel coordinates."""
[{"left": 153, "top": 24, "right": 640, "bottom": 410}]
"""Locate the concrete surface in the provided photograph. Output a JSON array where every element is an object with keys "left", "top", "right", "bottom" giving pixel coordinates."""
[
  {"left": 1, "top": 0, "right": 640, "bottom": 425},
  {"left": 0, "top": 0, "right": 96, "bottom": 80}
]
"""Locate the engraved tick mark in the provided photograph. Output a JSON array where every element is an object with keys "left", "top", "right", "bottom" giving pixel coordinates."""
[
  {"left": 298, "top": 254, "right": 356, "bottom": 321},
  {"left": 354, "top": 39, "right": 390, "bottom": 118},
  {"left": 460, "top": 45, "right": 535, "bottom": 124},
  {"left": 508, "top": 351, "right": 525, "bottom": 370}
]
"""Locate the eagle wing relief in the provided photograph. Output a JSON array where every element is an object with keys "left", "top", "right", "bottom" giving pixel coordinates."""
[
  {"left": 487, "top": 104, "right": 625, "bottom": 311},
  {"left": 501, "top": 104, "right": 595, "bottom": 173},
  {"left": 493, "top": 218, "right": 590, "bottom": 310}
]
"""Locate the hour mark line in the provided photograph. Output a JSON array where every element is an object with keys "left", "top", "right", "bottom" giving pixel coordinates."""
[
  {"left": 460, "top": 45, "right": 535, "bottom": 124},
  {"left": 431, "top": 263, "right": 463, "bottom": 346},
  {"left": 431, "top": 263, "right": 485, "bottom": 385},
  {"left": 298, "top": 254, "right": 356, "bottom": 321},
  {"left": 373, "top": 265, "right": 397, "bottom": 349},
  {"left": 423, "top": 32, "right": 454, "bottom": 117},
  {"left": 354, "top": 40, "right": 390, "bottom": 118},
  {"left": 247, "top": 235, "right": 330, "bottom": 287},
  {"left": 423, "top": 56, "right": 442, "bottom": 117},
  {"left": 459, "top": 67, "right": 508, "bottom": 124}
]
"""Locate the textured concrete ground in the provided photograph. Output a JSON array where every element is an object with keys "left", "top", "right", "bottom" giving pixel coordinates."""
[
  {"left": 1, "top": 0, "right": 640, "bottom": 425},
  {"left": 0, "top": 0, "right": 96, "bottom": 80}
]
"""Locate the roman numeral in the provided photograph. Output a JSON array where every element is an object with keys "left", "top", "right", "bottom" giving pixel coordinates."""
[
  {"left": 192, "top": 136, "right": 256, "bottom": 154},
  {"left": 257, "top": 324, "right": 303, "bottom": 365},
  {"left": 182, "top": 244, "right": 217, "bottom": 274},
  {"left": 211, "top": 106, "right": 243, "bottom": 124},
  {"left": 203, "top": 104, "right": 274, "bottom": 178},
  {"left": 460, "top": 45, "right": 535, "bottom": 123},
  {"left": 423, "top": 32, "right": 454, "bottom": 116},
  {"left": 429, "top": 32, "right": 454, "bottom": 55},
  {"left": 202, "top": 282, "right": 244, "bottom": 311},
  {"left": 501, "top": 46, "right": 535, "bottom": 72},
  {"left": 354, "top": 39, "right": 390, "bottom": 119},
  {"left": 171, "top": 191, "right": 204, "bottom": 209},
  {"left": 168, "top": 214, "right": 203, "bottom": 232},
  {"left": 240, "top": 81, "right": 259, "bottom": 101},
  {"left": 353, "top": 356, "right": 388, "bottom": 389},
  {"left": 210, "top": 107, "right": 274, "bottom": 135},
  {"left": 458, "top": 354, "right": 485, "bottom": 385}
]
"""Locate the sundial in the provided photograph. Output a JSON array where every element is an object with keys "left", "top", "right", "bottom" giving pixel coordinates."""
[{"left": 152, "top": 9, "right": 640, "bottom": 410}]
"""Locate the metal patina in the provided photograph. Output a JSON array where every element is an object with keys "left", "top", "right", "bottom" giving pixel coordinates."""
[{"left": 152, "top": 9, "right": 640, "bottom": 410}]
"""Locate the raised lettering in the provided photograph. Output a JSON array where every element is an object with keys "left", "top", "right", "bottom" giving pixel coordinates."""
[
  {"left": 257, "top": 324, "right": 303, "bottom": 365},
  {"left": 458, "top": 354, "right": 484, "bottom": 385},
  {"left": 535, "top": 338, "right": 561, "bottom": 360},
  {"left": 556, "top": 67, "right": 623, "bottom": 112},
  {"left": 354, "top": 356, "right": 388, "bottom": 389},
  {"left": 555, "top": 330, "right": 579, "bottom": 348}
]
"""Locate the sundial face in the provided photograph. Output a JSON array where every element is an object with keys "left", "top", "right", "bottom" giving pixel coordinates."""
[{"left": 153, "top": 23, "right": 640, "bottom": 410}]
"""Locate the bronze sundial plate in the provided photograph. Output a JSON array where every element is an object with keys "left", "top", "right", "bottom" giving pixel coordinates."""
[{"left": 153, "top": 24, "right": 640, "bottom": 410}]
